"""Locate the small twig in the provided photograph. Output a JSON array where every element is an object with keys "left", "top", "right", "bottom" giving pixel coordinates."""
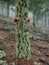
[{"left": 39, "top": 58, "right": 49, "bottom": 65}]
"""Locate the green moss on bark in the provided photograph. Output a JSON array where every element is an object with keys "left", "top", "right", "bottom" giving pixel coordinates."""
[{"left": 15, "top": 0, "right": 31, "bottom": 60}]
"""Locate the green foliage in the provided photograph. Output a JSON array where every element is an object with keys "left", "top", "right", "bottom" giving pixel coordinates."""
[
  {"left": 1, "top": 0, "right": 15, "bottom": 5},
  {"left": 30, "top": 0, "right": 49, "bottom": 12},
  {"left": 0, "top": 50, "right": 6, "bottom": 59},
  {"left": 29, "top": 0, "right": 49, "bottom": 27},
  {"left": 0, "top": 60, "right": 5, "bottom": 64}
]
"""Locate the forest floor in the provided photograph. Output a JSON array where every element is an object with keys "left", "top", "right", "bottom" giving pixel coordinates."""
[{"left": 0, "top": 18, "right": 49, "bottom": 65}]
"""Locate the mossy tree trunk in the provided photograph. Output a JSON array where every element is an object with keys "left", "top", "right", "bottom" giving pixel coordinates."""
[{"left": 15, "top": 0, "right": 31, "bottom": 60}]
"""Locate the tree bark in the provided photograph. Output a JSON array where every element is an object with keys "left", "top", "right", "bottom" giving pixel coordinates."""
[
  {"left": 7, "top": 2, "right": 9, "bottom": 18},
  {"left": 33, "top": 12, "right": 36, "bottom": 27},
  {"left": 15, "top": 0, "right": 31, "bottom": 60},
  {"left": 45, "top": 13, "right": 47, "bottom": 27}
]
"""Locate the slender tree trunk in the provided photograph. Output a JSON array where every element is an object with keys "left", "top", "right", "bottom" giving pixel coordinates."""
[
  {"left": 33, "top": 12, "right": 36, "bottom": 27},
  {"left": 45, "top": 13, "right": 47, "bottom": 27},
  {"left": 15, "top": 0, "right": 31, "bottom": 60},
  {"left": 1, "top": 2, "right": 4, "bottom": 15},
  {"left": 7, "top": 2, "right": 9, "bottom": 18}
]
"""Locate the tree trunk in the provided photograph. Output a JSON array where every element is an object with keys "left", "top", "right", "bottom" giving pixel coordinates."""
[
  {"left": 15, "top": 0, "right": 31, "bottom": 60},
  {"left": 7, "top": 2, "right": 9, "bottom": 18},
  {"left": 45, "top": 13, "right": 47, "bottom": 27},
  {"left": 33, "top": 12, "right": 36, "bottom": 27},
  {"left": 1, "top": 2, "right": 4, "bottom": 15}
]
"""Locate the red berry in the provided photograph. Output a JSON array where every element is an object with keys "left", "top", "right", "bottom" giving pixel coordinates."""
[
  {"left": 14, "top": 18, "right": 20, "bottom": 23},
  {"left": 14, "top": 18, "right": 17, "bottom": 23},
  {"left": 26, "top": 18, "right": 30, "bottom": 22}
]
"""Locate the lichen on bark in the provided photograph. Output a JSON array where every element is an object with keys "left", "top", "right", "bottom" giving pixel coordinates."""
[{"left": 15, "top": 0, "right": 31, "bottom": 60}]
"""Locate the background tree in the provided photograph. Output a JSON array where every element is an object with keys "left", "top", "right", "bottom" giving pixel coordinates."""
[
  {"left": 1, "top": 0, "right": 15, "bottom": 18},
  {"left": 29, "top": 0, "right": 49, "bottom": 27}
]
